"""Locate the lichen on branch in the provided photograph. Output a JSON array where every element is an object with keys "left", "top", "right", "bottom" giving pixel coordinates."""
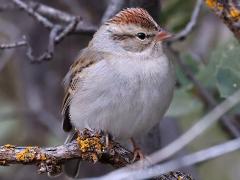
[
  {"left": 204, "top": 0, "right": 240, "bottom": 40},
  {"left": 0, "top": 129, "right": 133, "bottom": 176},
  {"left": 0, "top": 129, "right": 193, "bottom": 179}
]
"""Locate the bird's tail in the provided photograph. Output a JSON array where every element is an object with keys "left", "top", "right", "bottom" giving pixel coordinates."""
[{"left": 63, "top": 130, "right": 82, "bottom": 178}]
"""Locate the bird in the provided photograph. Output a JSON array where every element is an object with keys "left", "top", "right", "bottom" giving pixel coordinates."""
[{"left": 62, "top": 7, "right": 175, "bottom": 178}]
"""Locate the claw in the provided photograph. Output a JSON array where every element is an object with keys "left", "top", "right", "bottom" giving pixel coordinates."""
[
  {"left": 130, "top": 138, "right": 145, "bottom": 163},
  {"left": 131, "top": 148, "right": 145, "bottom": 163}
]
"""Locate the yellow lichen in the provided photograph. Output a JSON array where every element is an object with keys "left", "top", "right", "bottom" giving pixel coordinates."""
[
  {"left": 16, "top": 147, "right": 35, "bottom": 162},
  {"left": 205, "top": 0, "right": 217, "bottom": 9},
  {"left": 36, "top": 153, "right": 47, "bottom": 161},
  {"left": 4, "top": 144, "right": 15, "bottom": 149},
  {"left": 229, "top": 7, "right": 240, "bottom": 18},
  {"left": 178, "top": 176, "right": 183, "bottom": 180},
  {"left": 205, "top": 0, "right": 223, "bottom": 11},
  {"left": 77, "top": 136, "right": 103, "bottom": 154}
]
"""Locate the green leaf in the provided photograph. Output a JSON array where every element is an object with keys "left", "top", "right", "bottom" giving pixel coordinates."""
[
  {"left": 216, "top": 68, "right": 240, "bottom": 98},
  {"left": 197, "top": 39, "right": 240, "bottom": 97}
]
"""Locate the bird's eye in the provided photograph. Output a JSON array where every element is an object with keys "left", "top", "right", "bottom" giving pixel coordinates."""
[{"left": 136, "top": 32, "right": 146, "bottom": 40}]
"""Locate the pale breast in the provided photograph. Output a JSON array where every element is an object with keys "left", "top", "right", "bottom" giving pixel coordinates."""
[{"left": 69, "top": 55, "right": 175, "bottom": 139}]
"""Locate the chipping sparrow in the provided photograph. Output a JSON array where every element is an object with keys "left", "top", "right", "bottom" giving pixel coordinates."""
[{"left": 62, "top": 8, "right": 175, "bottom": 177}]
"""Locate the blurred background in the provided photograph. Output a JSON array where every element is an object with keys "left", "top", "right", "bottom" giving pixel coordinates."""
[{"left": 0, "top": 0, "right": 240, "bottom": 179}]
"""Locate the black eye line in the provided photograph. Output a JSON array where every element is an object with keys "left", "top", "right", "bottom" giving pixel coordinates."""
[
  {"left": 111, "top": 33, "right": 135, "bottom": 41},
  {"left": 147, "top": 34, "right": 155, "bottom": 38},
  {"left": 111, "top": 33, "right": 155, "bottom": 41}
]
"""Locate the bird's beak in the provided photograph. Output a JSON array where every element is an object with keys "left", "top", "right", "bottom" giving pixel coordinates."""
[{"left": 155, "top": 30, "right": 172, "bottom": 42}]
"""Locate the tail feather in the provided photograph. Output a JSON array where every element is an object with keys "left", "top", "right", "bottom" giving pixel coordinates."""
[
  {"left": 64, "top": 159, "right": 81, "bottom": 178},
  {"left": 63, "top": 130, "right": 82, "bottom": 178}
]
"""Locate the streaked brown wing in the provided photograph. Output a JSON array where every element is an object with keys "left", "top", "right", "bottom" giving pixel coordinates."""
[{"left": 61, "top": 49, "right": 106, "bottom": 132}]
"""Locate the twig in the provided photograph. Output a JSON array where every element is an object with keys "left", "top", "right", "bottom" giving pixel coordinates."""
[
  {"left": 103, "top": 137, "right": 240, "bottom": 180},
  {"left": 26, "top": 18, "right": 79, "bottom": 62},
  {"left": 146, "top": 88, "right": 240, "bottom": 165},
  {"left": 3, "top": 1, "right": 97, "bottom": 34},
  {"left": 12, "top": 0, "right": 54, "bottom": 29},
  {"left": 54, "top": 17, "right": 79, "bottom": 43},
  {"left": 170, "top": 0, "right": 203, "bottom": 42},
  {"left": 28, "top": 1, "right": 97, "bottom": 34},
  {"left": 28, "top": 1, "right": 75, "bottom": 22},
  {"left": 101, "top": 0, "right": 125, "bottom": 24},
  {"left": 24, "top": 26, "right": 60, "bottom": 62},
  {"left": 0, "top": 39, "right": 27, "bottom": 49},
  {"left": 2, "top": 1, "right": 81, "bottom": 62},
  {"left": 2, "top": 1, "right": 92, "bottom": 62}
]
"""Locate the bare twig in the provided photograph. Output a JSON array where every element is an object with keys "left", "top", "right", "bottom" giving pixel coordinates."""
[
  {"left": 1, "top": 1, "right": 81, "bottom": 62},
  {"left": 1, "top": 1, "right": 93, "bottom": 62},
  {"left": 28, "top": 1, "right": 97, "bottom": 34},
  {"left": 101, "top": 0, "right": 125, "bottom": 24},
  {"left": 146, "top": 88, "right": 240, "bottom": 165},
  {"left": 170, "top": 0, "right": 203, "bottom": 42},
  {"left": 28, "top": 1, "right": 75, "bottom": 22},
  {"left": 12, "top": 0, "right": 54, "bottom": 29},
  {"left": 25, "top": 18, "right": 79, "bottom": 62},
  {"left": 4, "top": 1, "right": 97, "bottom": 34},
  {"left": 0, "top": 37, "right": 27, "bottom": 70},
  {"left": 103, "top": 137, "right": 240, "bottom": 180},
  {"left": 54, "top": 17, "right": 79, "bottom": 43},
  {"left": 24, "top": 26, "right": 60, "bottom": 62},
  {"left": 0, "top": 38, "right": 27, "bottom": 49}
]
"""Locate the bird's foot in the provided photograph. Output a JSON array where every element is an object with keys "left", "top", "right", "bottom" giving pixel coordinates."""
[
  {"left": 130, "top": 138, "right": 145, "bottom": 163},
  {"left": 131, "top": 148, "right": 145, "bottom": 163}
]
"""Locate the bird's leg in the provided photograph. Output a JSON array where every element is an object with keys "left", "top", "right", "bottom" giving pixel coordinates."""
[
  {"left": 105, "top": 133, "right": 110, "bottom": 148},
  {"left": 102, "top": 131, "right": 113, "bottom": 149},
  {"left": 130, "top": 138, "right": 144, "bottom": 162}
]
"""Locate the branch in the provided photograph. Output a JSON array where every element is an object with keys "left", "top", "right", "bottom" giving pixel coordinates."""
[
  {"left": 27, "top": 1, "right": 97, "bottom": 33},
  {"left": 0, "top": 129, "right": 191, "bottom": 180},
  {"left": 204, "top": 0, "right": 240, "bottom": 40},
  {"left": 170, "top": 0, "right": 203, "bottom": 42},
  {"left": 12, "top": 0, "right": 54, "bottom": 29},
  {"left": 0, "top": 1, "right": 81, "bottom": 62},
  {"left": 28, "top": 2, "right": 76, "bottom": 22},
  {"left": 146, "top": 88, "right": 240, "bottom": 165},
  {"left": 0, "top": 129, "right": 133, "bottom": 176},
  {"left": 0, "top": 38, "right": 27, "bottom": 49},
  {"left": 0, "top": 0, "right": 94, "bottom": 63}
]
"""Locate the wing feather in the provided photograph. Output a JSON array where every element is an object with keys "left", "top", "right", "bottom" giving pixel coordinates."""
[{"left": 61, "top": 49, "right": 106, "bottom": 132}]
